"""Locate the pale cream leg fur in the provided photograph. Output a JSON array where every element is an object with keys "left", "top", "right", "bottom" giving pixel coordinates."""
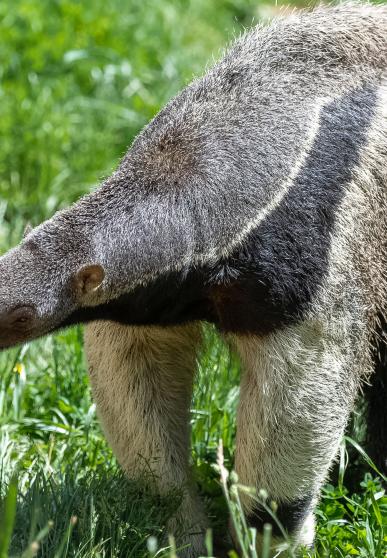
[
  {"left": 84, "top": 321, "right": 207, "bottom": 557},
  {"left": 231, "top": 312, "right": 366, "bottom": 554}
]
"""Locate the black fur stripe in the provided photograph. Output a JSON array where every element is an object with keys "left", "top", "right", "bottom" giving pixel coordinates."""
[{"left": 211, "top": 86, "right": 378, "bottom": 333}]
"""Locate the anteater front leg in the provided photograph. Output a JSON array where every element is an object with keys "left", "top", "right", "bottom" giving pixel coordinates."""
[
  {"left": 84, "top": 321, "right": 207, "bottom": 557},
  {"left": 231, "top": 315, "right": 366, "bottom": 553}
]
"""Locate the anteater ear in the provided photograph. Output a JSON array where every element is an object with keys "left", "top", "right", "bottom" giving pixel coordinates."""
[{"left": 74, "top": 264, "right": 105, "bottom": 296}]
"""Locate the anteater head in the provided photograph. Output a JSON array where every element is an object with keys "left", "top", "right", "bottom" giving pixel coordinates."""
[{"left": 0, "top": 218, "right": 106, "bottom": 349}]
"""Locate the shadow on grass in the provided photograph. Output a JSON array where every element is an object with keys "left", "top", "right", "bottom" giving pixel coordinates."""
[{"left": 9, "top": 466, "right": 180, "bottom": 557}]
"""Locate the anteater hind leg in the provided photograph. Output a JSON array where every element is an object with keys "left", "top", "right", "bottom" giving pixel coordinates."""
[
  {"left": 84, "top": 322, "right": 207, "bottom": 557},
  {"left": 231, "top": 317, "right": 363, "bottom": 553}
]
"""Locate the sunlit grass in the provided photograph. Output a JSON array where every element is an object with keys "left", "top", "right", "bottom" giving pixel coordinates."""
[{"left": 0, "top": 325, "right": 386, "bottom": 557}]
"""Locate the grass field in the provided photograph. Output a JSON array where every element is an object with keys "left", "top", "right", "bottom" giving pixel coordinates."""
[{"left": 0, "top": 1, "right": 386, "bottom": 556}]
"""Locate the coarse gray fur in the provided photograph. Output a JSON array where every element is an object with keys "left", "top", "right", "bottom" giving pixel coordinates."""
[{"left": 0, "top": 4, "right": 386, "bottom": 556}]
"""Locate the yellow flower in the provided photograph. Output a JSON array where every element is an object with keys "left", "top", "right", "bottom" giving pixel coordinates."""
[{"left": 13, "top": 363, "right": 23, "bottom": 375}]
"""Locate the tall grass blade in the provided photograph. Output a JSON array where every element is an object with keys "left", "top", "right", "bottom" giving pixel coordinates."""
[
  {"left": 344, "top": 436, "right": 387, "bottom": 482},
  {"left": 0, "top": 475, "right": 18, "bottom": 558}
]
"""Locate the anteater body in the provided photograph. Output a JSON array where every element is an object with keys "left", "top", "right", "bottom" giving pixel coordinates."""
[{"left": 0, "top": 4, "right": 386, "bottom": 555}]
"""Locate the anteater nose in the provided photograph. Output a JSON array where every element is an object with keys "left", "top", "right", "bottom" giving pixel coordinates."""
[
  {"left": 0, "top": 305, "right": 36, "bottom": 336},
  {"left": 7, "top": 305, "right": 37, "bottom": 325},
  {"left": 0, "top": 305, "right": 37, "bottom": 349}
]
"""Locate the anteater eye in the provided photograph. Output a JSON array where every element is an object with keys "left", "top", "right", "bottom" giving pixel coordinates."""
[{"left": 9, "top": 305, "right": 36, "bottom": 325}]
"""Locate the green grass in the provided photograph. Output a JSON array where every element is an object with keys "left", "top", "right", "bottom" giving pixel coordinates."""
[{"left": 0, "top": 0, "right": 386, "bottom": 556}]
